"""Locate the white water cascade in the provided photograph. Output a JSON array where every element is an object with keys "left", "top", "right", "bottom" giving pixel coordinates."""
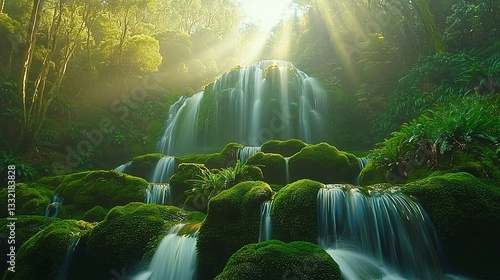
[
  {"left": 133, "top": 224, "right": 198, "bottom": 280},
  {"left": 284, "top": 157, "right": 290, "bottom": 184},
  {"left": 317, "top": 184, "right": 444, "bottom": 280},
  {"left": 45, "top": 194, "right": 63, "bottom": 218},
  {"left": 150, "top": 156, "right": 176, "bottom": 183},
  {"left": 114, "top": 161, "right": 132, "bottom": 173},
  {"left": 156, "top": 60, "right": 330, "bottom": 156},
  {"left": 259, "top": 200, "right": 273, "bottom": 242},
  {"left": 237, "top": 146, "right": 261, "bottom": 163},
  {"left": 56, "top": 233, "right": 80, "bottom": 280},
  {"left": 145, "top": 183, "right": 171, "bottom": 205},
  {"left": 355, "top": 157, "right": 370, "bottom": 185}
]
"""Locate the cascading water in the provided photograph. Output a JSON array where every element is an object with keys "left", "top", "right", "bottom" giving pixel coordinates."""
[
  {"left": 145, "top": 183, "right": 171, "bottom": 205},
  {"left": 114, "top": 161, "right": 131, "bottom": 173},
  {"left": 156, "top": 60, "right": 330, "bottom": 156},
  {"left": 56, "top": 233, "right": 80, "bottom": 280},
  {"left": 45, "top": 194, "right": 63, "bottom": 218},
  {"left": 317, "top": 184, "right": 443, "bottom": 280},
  {"left": 150, "top": 156, "right": 176, "bottom": 183},
  {"left": 132, "top": 224, "right": 198, "bottom": 280},
  {"left": 259, "top": 200, "right": 273, "bottom": 242},
  {"left": 355, "top": 157, "right": 370, "bottom": 185},
  {"left": 237, "top": 146, "right": 261, "bottom": 163}
]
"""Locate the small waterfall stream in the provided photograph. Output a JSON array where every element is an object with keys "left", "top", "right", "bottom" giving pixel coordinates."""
[
  {"left": 237, "top": 146, "right": 261, "bottom": 163},
  {"left": 114, "top": 161, "right": 132, "bottom": 173},
  {"left": 284, "top": 157, "right": 290, "bottom": 184},
  {"left": 259, "top": 200, "right": 273, "bottom": 242},
  {"left": 56, "top": 233, "right": 80, "bottom": 280},
  {"left": 317, "top": 184, "right": 443, "bottom": 280},
  {"left": 145, "top": 183, "right": 171, "bottom": 205},
  {"left": 45, "top": 194, "right": 63, "bottom": 218},
  {"left": 150, "top": 156, "right": 176, "bottom": 183},
  {"left": 133, "top": 224, "right": 198, "bottom": 280}
]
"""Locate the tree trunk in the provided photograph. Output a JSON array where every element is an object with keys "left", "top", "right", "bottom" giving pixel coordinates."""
[
  {"left": 412, "top": 0, "right": 445, "bottom": 53},
  {"left": 19, "top": 0, "right": 45, "bottom": 151}
]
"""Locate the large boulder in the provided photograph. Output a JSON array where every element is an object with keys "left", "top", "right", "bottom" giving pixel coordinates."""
[
  {"left": 196, "top": 181, "right": 273, "bottom": 280},
  {"left": 260, "top": 139, "right": 307, "bottom": 157},
  {"left": 0, "top": 183, "right": 53, "bottom": 217},
  {"left": 246, "top": 152, "right": 287, "bottom": 184},
  {"left": 288, "top": 143, "right": 360, "bottom": 184},
  {"left": 215, "top": 240, "right": 342, "bottom": 280},
  {"left": 403, "top": 172, "right": 500, "bottom": 279},
  {"left": 271, "top": 179, "right": 323, "bottom": 243}
]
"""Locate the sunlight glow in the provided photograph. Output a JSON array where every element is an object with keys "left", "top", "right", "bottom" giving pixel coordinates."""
[{"left": 240, "top": 0, "right": 295, "bottom": 30}]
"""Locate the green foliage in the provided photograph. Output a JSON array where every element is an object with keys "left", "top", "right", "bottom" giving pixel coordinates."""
[
  {"left": 371, "top": 96, "right": 499, "bottom": 178},
  {"left": 0, "top": 151, "right": 37, "bottom": 182},
  {"left": 271, "top": 179, "right": 323, "bottom": 243},
  {"left": 215, "top": 240, "right": 342, "bottom": 280},
  {"left": 197, "top": 181, "right": 273, "bottom": 280}
]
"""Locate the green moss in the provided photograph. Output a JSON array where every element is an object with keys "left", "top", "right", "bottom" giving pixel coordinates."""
[
  {"left": 54, "top": 170, "right": 147, "bottom": 219},
  {"left": 260, "top": 139, "right": 307, "bottom": 157},
  {"left": 403, "top": 172, "right": 500, "bottom": 279},
  {"left": 127, "top": 153, "right": 164, "bottom": 179},
  {"left": 271, "top": 179, "right": 323, "bottom": 243},
  {"left": 84, "top": 202, "right": 205, "bottom": 280},
  {"left": 2, "top": 220, "right": 93, "bottom": 280},
  {"left": 169, "top": 163, "right": 209, "bottom": 205},
  {"left": 82, "top": 206, "right": 107, "bottom": 222},
  {"left": 289, "top": 142, "right": 360, "bottom": 184},
  {"left": 197, "top": 181, "right": 273, "bottom": 280},
  {"left": 0, "top": 183, "right": 53, "bottom": 218},
  {"left": 246, "top": 152, "right": 286, "bottom": 184},
  {"left": 177, "top": 153, "right": 214, "bottom": 165},
  {"left": 358, "top": 162, "right": 390, "bottom": 186},
  {"left": 215, "top": 240, "right": 342, "bottom": 280}
]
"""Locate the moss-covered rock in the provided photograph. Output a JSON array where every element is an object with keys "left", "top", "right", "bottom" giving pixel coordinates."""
[
  {"left": 53, "top": 170, "right": 147, "bottom": 218},
  {"left": 403, "top": 172, "right": 500, "bottom": 279},
  {"left": 197, "top": 181, "right": 273, "bottom": 280},
  {"left": 169, "top": 163, "right": 209, "bottom": 205},
  {"left": 2, "top": 220, "right": 93, "bottom": 280},
  {"left": 289, "top": 143, "right": 360, "bottom": 184},
  {"left": 246, "top": 152, "right": 286, "bottom": 184},
  {"left": 83, "top": 203, "right": 205, "bottom": 280},
  {"left": 261, "top": 139, "right": 307, "bottom": 157},
  {"left": 0, "top": 183, "right": 53, "bottom": 218},
  {"left": 358, "top": 161, "right": 390, "bottom": 186},
  {"left": 127, "top": 153, "right": 164, "bottom": 179},
  {"left": 82, "top": 206, "right": 107, "bottom": 222},
  {"left": 271, "top": 179, "right": 323, "bottom": 243},
  {"left": 215, "top": 240, "right": 342, "bottom": 280}
]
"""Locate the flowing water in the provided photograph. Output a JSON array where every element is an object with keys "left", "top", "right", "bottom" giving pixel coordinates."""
[
  {"left": 156, "top": 60, "right": 330, "bottom": 156},
  {"left": 150, "top": 156, "right": 176, "bottom": 183},
  {"left": 284, "top": 157, "right": 290, "bottom": 184},
  {"left": 145, "top": 183, "right": 171, "bottom": 205},
  {"left": 317, "top": 184, "right": 443, "bottom": 280},
  {"left": 56, "top": 233, "right": 80, "bottom": 280},
  {"left": 114, "top": 161, "right": 132, "bottom": 173},
  {"left": 45, "top": 194, "right": 63, "bottom": 218},
  {"left": 237, "top": 146, "right": 261, "bottom": 163},
  {"left": 259, "top": 200, "right": 273, "bottom": 242},
  {"left": 132, "top": 224, "right": 198, "bottom": 280}
]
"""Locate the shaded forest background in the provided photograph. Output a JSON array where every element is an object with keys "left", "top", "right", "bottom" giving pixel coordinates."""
[{"left": 0, "top": 0, "right": 499, "bottom": 180}]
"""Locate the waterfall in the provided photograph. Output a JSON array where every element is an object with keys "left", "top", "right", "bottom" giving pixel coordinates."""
[
  {"left": 156, "top": 60, "right": 330, "bottom": 156},
  {"left": 284, "top": 157, "right": 290, "bottom": 184},
  {"left": 145, "top": 183, "right": 171, "bottom": 205},
  {"left": 45, "top": 194, "right": 63, "bottom": 217},
  {"left": 132, "top": 224, "right": 198, "bottom": 280},
  {"left": 56, "top": 233, "right": 80, "bottom": 280},
  {"left": 355, "top": 157, "right": 369, "bottom": 185},
  {"left": 237, "top": 146, "right": 261, "bottom": 163},
  {"left": 114, "top": 161, "right": 132, "bottom": 173},
  {"left": 259, "top": 201, "right": 273, "bottom": 242},
  {"left": 317, "top": 184, "right": 443, "bottom": 280},
  {"left": 150, "top": 156, "right": 176, "bottom": 183}
]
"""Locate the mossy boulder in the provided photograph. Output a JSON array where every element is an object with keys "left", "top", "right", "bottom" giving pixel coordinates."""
[
  {"left": 127, "top": 153, "right": 164, "bottom": 179},
  {"left": 261, "top": 139, "right": 307, "bottom": 157},
  {"left": 82, "top": 206, "right": 107, "bottom": 222},
  {"left": 214, "top": 240, "right": 342, "bottom": 280},
  {"left": 83, "top": 203, "right": 205, "bottom": 280},
  {"left": 169, "top": 163, "right": 209, "bottom": 205},
  {"left": 271, "top": 179, "right": 323, "bottom": 243},
  {"left": 246, "top": 152, "right": 287, "bottom": 184},
  {"left": 403, "top": 172, "right": 500, "bottom": 279},
  {"left": 53, "top": 170, "right": 148, "bottom": 218},
  {"left": 197, "top": 181, "right": 273, "bottom": 280},
  {"left": 358, "top": 161, "right": 390, "bottom": 186},
  {"left": 2, "top": 220, "right": 93, "bottom": 280},
  {"left": 0, "top": 183, "right": 53, "bottom": 218},
  {"left": 289, "top": 143, "right": 360, "bottom": 184}
]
